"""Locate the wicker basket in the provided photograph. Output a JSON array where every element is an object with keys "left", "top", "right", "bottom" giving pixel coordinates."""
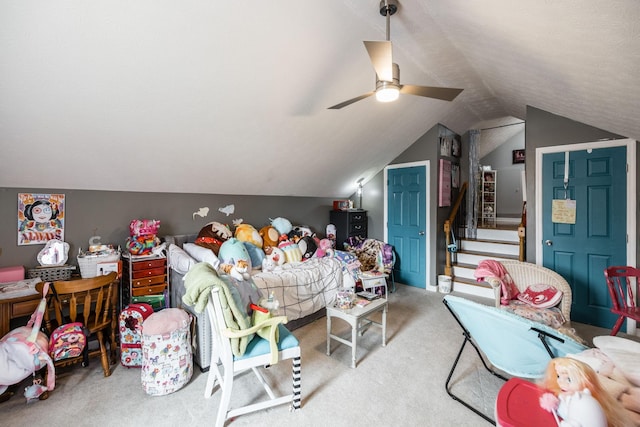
[
  {"left": 28, "top": 265, "right": 76, "bottom": 281},
  {"left": 77, "top": 252, "right": 121, "bottom": 279}
]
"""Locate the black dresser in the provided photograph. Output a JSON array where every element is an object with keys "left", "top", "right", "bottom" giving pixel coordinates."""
[{"left": 330, "top": 209, "right": 367, "bottom": 249}]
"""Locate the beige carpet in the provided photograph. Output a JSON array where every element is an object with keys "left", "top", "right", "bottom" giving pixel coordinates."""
[{"left": 1, "top": 284, "right": 621, "bottom": 427}]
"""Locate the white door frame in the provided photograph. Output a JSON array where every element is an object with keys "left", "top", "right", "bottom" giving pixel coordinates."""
[{"left": 384, "top": 160, "right": 433, "bottom": 290}]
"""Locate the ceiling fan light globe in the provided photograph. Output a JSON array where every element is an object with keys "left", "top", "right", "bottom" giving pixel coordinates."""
[{"left": 376, "top": 85, "right": 400, "bottom": 103}]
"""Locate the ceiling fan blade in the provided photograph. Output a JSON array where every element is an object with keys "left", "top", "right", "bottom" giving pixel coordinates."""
[
  {"left": 364, "top": 41, "right": 393, "bottom": 81},
  {"left": 328, "top": 92, "right": 375, "bottom": 109},
  {"left": 400, "top": 85, "right": 463, "bottom": 101}
]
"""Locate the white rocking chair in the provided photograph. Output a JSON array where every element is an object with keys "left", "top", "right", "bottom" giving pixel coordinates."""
[{"left": 204, "top": 287, "right": 301, "bottom": 427}]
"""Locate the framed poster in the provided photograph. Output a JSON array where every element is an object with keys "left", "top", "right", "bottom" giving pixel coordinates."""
[
  {"left": 451, "top": 164, "right": 460, "bottom": 188},
  {"left": 440, "top": 137, "right": 451, "bottom": 157},
  {"left": 513, "top": 149, "right": 525, "bottom": 164},
  {"left": 452, "top": 137, "right": 461, "bottom": 157},
  {"left": 18, "top": 193, "right": 65, "bottom": 245},
  {"left": 439, "top": 159, "right": 451, "bottom": 207}
]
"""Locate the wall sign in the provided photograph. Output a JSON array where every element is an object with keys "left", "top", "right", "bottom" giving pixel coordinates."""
[
  {"left": 551, "top": 199, "right": 576, "bottom": 224},
  {"left": 18, "top": 193, "right": 65, "bottom": 245}
]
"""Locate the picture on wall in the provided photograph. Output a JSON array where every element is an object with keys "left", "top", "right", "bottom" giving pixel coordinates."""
[
  {"left": 440, "top": 137, "right": 451, "bottom": 157},
  {"left": 451, "top": 164, "right": 460, "bottom": 188},
  {"left": 513, "top": 149, "right": 525, "bottom": 164},
  {"left": 18, "top": 193, "right": 65, "bottom": 245},
  {"left": 439, "top": 159, "right": 451, "bottom": 207},
  {"left": 452, "top": 137, "right": 461, "bottom": 157}
]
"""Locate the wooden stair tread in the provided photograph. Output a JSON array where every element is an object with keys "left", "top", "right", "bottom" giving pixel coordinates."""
[{"left": 463, "top": 238, "right": 519, "bottom": 246}]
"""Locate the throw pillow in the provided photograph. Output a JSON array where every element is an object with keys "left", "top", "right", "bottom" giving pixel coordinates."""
[
  {"left": 183, "top": 243, "right": 220, "bottom": 270},
  {"left": 516, "top": 283, "right": 563, "bottom": 308}
]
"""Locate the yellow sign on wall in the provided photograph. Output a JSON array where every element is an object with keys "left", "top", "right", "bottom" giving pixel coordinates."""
[{"left": 552, "top": 199, "right": 576, "bottom": 224}]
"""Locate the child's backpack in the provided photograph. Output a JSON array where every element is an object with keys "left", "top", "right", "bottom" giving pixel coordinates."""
[
  {"left": 0, "top": 282, "right": 55, "bottom": 400},
  {"left": 119, "top": 303, "right": 153, "bottom": 367},
  {"left": 48, "top": 322, "right": 88, "bottom": 364}
]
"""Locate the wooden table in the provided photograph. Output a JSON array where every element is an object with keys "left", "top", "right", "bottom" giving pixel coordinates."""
[
  {"left": 326, "top": 297, "right": 387, "bottom": 368},
  {"left": 0, "top": 291, "right": 40, "bottom": 337}
]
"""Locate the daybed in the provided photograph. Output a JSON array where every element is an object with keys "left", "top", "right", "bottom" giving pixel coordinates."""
[{"left": 164, "top": 233, "right": 353, "bottom": 371}]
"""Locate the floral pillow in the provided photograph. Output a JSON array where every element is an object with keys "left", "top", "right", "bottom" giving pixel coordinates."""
[{"left": 501, "top": 300, "right": 566, "bottom": 329}]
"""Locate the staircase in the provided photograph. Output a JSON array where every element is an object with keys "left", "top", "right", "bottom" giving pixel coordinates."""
[{"left": 449, "top": 221, "right": 520, "bottom": 299}]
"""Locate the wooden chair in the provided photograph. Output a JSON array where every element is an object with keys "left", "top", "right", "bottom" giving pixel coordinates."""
[
  {"left": 204, "top": 286, "right": 301, "bottom": 427},
  {"left": 604, "top": 266, "right": 640, "bottom": 336},
  {"left": 36, "top": 272, "right": 119, "bottom": 377}
]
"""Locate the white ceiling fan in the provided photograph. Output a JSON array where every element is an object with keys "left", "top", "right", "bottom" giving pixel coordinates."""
[{"left": 329, "top": 0, "right": 463, "bottom": 109}]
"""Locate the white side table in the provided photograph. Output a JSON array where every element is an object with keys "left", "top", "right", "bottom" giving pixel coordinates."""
[
  {"left": 360, "top": 272, "right": 389, "bottom": 299},
  {"left": 326, "top": 298, "right": 388, "bottom": 368}
]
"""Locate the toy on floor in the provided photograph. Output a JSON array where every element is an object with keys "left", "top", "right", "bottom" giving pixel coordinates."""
[{"left": 539, "top": 357, "right": 630, "bottom": 427}]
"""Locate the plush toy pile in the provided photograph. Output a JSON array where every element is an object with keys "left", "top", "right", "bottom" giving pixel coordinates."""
[
  {"left": 126, "top": 219, "right": 161, "bottom": 255},
  {"left": 192, "top": 217, "right": 336, "bottom": 276}
]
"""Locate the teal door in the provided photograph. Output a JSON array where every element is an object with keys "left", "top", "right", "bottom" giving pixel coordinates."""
[
  {"left": 387, "top": 165, "right": 427, "bottom": 288},
  {"left": 542, "top": 146, "right": 626, "bottom": 327}
]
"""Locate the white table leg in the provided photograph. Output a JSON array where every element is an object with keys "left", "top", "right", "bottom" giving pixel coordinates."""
[
  {"left": 326, "top": 313, "right": 332, "bottom": 356},
  {"left": 351, "top": 318, "right": 358, "bottom": 368},
  {"left": 382, "top": 304, "right": 387, "bottom": 347}
]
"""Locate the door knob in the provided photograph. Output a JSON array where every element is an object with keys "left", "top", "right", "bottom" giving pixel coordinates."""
[
  {"left": 418, "top": 231, "right": 425, "bottom": 236},
  {"left": 544, "top": 240, "right": 553, "bottom": 246}
]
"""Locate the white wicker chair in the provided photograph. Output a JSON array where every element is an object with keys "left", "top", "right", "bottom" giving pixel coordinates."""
[{"left": 482, "top": 260, "right": 572, "bottom": 320}]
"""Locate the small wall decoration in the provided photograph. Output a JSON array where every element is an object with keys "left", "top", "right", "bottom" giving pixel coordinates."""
[
  {"left": 513, "top": 149, "right": 525, "bottom": 164},
  {"left": 452, "top": 137, "right": 461, "bottom": 158},
  {"left": 18, "top": 193, "right": 65, "bottom": 245},
  {"left": 439, "top": 159, "right": 451, "bottom": 207},
  {"left": 440, "top": 137, "right": 452, "bottom": 157},
  {"left": 451, "top": 164, "right": 460, "bottom": 188}
]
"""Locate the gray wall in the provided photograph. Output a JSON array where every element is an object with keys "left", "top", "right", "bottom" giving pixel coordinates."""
[
  {"left": 480, "top": 129, "right": 525, "bottom": 217},
  {"left": 0, "top": 188, "right": 336, "bottom": 268}
]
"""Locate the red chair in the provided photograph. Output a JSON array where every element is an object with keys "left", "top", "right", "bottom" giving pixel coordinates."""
[{"left": 604, "top": 266, "right": 640, "bottom": 336}]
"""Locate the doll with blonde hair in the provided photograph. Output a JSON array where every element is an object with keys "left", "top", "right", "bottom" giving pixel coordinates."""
[{"left": 539, "top": 357, "right": 632, "bottom": 427}]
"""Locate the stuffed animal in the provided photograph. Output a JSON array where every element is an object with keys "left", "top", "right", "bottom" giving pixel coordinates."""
[
  {"left": 539, "top": 357, "right": 630, "bottom": 427},
  {"left": 234, "top": 223, "right": 263, "bottom": 248},
  {"left": 259, "top": 225, "right": 280, "bottom": 248},
  {"left": 218, "top": 238, "right": 252, "bottom": 280},
  {"left": 243, "top": 242, "right": 265, "bottom": 269},
  {"left": 263, "top": 246, "right": 285, "bottom": 267},
  {"left": 270, "top": 217, "right": 293, "bottom": 236},
  {"left": 278, "top": 240, "right": 302, "bottom": 263},
  {"left": 219, "top": 260, "right": 251, "bottom": 281},
  {"left": 315, "top": 238, "right": 334, "bottom": 258},
  {"left": 297, "top": 236, "right": 317, "bottom": 261},
  {"left": 195, "top": 221, "right": 232, "bottom": 255},
  {"left": 288, "top": 225, "right": 314, "bottom": 242}
]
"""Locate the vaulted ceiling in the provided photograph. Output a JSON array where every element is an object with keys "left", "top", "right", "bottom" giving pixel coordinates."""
[{"left": 1, "top": 1, "right": 638, "bottom": 197}]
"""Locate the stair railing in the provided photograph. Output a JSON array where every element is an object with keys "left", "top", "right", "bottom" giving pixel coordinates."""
[
  {"left": 518, "top": 201, "right": 526, "bottom": 261},
  {"left": 444, "top": 182, "right": 468, "bottom": 277}
]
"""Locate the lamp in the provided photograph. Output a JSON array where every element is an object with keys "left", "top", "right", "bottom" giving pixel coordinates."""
[
  {"left": 356, "top": 178, "right": 364, "bottom": 209},
  {"left": 375, "top": 62, "right": 401, "bottom": 103},
  {"left": 375, "top": 83, "right": 400, "bottom": 102}
]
